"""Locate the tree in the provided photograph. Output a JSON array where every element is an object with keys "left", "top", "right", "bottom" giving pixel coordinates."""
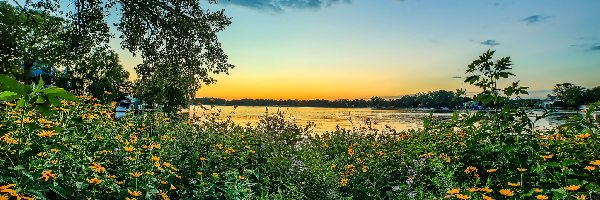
[
  {"left": 0, "top": 2, "right": 82, "bottom": 82},
  {"left": 552, "top": 83, "right": 587, "bottom": 107},
  {"left": 9, "top": 0, "right": 235, "bottom": 112}
]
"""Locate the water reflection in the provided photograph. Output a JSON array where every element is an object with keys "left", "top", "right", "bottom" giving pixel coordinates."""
[{"left": 190, "top": 106, "right": 576, "bottom": 132}]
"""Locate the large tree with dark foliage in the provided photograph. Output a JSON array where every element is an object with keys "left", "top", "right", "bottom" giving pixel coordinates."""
[{"left": 6, "top": 0, "right": 234, "bottom": 111}]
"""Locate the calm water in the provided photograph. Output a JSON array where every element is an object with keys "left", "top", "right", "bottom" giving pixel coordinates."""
[{"left": 189, "top": 106, "right": 575, "bottom": 132}]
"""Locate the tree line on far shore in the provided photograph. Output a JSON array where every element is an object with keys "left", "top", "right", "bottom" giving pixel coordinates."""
[{"left": 196, "top": 83, "right": 600, "bottom": 110}]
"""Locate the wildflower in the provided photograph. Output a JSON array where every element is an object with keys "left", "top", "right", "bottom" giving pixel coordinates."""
[
  {"left": 499, "top": 189, "right": 513, "bottom": 197},
  {"left": 565, "top": 185, "right": 580, "bottom": 191},
  {"left": 479, "top": 187, "right": 492, "bottom": 193},
  {"left": 37, "top": 130, "right": 57, "bottom": 137},
  {"left": 199, "top": 157, "right": 206, "bottom": 161},
  {"left": 534, "top": 188, "right": 543, "bottom": 193},
  {"left": 37, "top": 152, "right": 48, "bottom": 157},
  {"left": 163, "top": 162, "right": 172, "bottom": 168},
  {"left": 250, "top": 150, "right": 256, "bottom": 154},
  {"left": 340, "top": 178, "right": 348, "bottom": 186},
  {"left": 225, "top": 147, "right": 235, "bottom": 154},
  {"left": 447, "top": 188, "right": 460, "bottom": 195},
  {"left": 322, "top": 143, "right": 329, "bottom": 148},
  {"left": 16, "top": 118, "right": 32, "bottom": 124},
  {"left": 170, "top": 184, "right": 176, "bottom": 190},
  {"left": 517, "top": 168, "right": 527, "bottom": 173},
  {"left": 508, "top": 182, "right": 520, "bottom": 187},
  {"left": 576, "top": 133, "right": 591, "bottom": 139},
  {"left": 584, "top": 166, "right": 596, "bottom": 171},
  {"left": 465, "top": 166, "right": 477, "bottom": 174},
  {"left": 377, "top": 151, "right": 384, "bottom": 156},
  {"left": 161, "top": 180, "right": 167, "bottom": 185},
  {"left": 540, "top": 154, "right": 554, "bottom": 161},
  {"left": 128, "top": 189, "right": 141, "bottom": 197},
  {"left": 238, "top": 175, "right": 245, "bottom": 180},
  {"left": 159, "top": 190, "right": 169, "bottom": 200},
  {"left": 124, "top": 146, "right": 134, "bottom": 152},
  {"left": 212, "top": 172, "right": 219, "bottom": 178},
  {"left": 130, "top": 172, "right": 142, "bottom": 178},
  {"left": 197, "top": 171, "right": 203, "bottom": 176},
  {"left": 88, "top": 177, "right": 102, "bottom": 184},
  {"left": 536, "top": 195, "right": 549, "bottom": 200},
  {"left": 330, "top": 164, "right": 336, "bottom": 169},
  {"left": 362, "top": 165, "right": 367, "bottom": 173},
  {"left": 151, "top": 156, "right": 160, "bottom": 162},
  {"left": 590, "top": 160, "right": 600, "bottom": 166},
  {"left": 215, "top": 144, "right": 223, "bottom": 150},
  {"left": 89, "top": 162, "right": 106, "bottom": 173},
  {"left": 455, "top": 194, "right": 471, "bottom": 200},
  {"left": 481, "top": 194, "right": 494, "bottom": 200},
  {"left": 468, "top": 188, "right": 478, "bottom": 192},
  {"left": 39, "top": 170, "right": 57, "bottom": 181},
  {"left": 0, "top": 184, "right": 17, "bottom": 196},
  {"left": 348, "top": 147, "right": 354, "bottom": 157},
  {"left": 573, "top": 194, "right": 587, "bottom": 200}
]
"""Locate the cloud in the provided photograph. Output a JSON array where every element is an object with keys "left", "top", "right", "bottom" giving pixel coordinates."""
[
  {"left": 480, "top": 40, "right": 500, "bottom": 46},
  {"left": 451, "top": 76, "right": 462, "bottom": 79},
  {"left": 223, "top": 0, "right": 351, "bottom": 12},
  {"left": 521, "top": 15, "right": 549, "bottom": 25},
  {"left": 590, "top": 45, "right": 600, "bottom": 51}
]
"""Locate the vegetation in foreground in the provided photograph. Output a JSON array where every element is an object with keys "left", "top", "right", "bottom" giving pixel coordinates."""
[{"left": 1, "top": 51, "right": 599, "bottom": 200}]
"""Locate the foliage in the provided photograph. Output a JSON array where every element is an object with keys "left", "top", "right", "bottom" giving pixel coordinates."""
[
  {"left": 1, "top": 50, "right": 599, "bottom": 199},
  {"left": 553, "top": 83, "right": 591, "bottom": 108}
]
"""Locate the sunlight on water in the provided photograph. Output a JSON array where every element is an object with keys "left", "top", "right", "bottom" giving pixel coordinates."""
[{"left": 189, "top": 106, "right": 569, "bottom": 132}]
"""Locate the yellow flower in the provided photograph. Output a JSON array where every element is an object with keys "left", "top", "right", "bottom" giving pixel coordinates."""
[
  {"left": 215, "top": 144, "right": 223, "bottom": 150},
  {"left": 576, "top": 133, "right": 591, "bottom": 139},
  {"left": 535, "top": 195, "right": 549, "bottom": 200},
  {"left": 465, "top": 166, "right": 477, "bottom": 174},
  {"left": 212, "top": 172, "right": 219, "bottom": 178},
  {"left": 468, "top": 188, "right": 479, "bottom": 192},
  {"left": 130, "top": 172, "right": 142, "bottom": 178},
  {"left": 540, "top": 154, "right": 554, "bottom": 161},
  {"left": 507, "top": 182, "right": 520, "bottom": 187},
  {"left": 482, "top": 194, "right": 494, "bottom": 200},
  {"left": 37, "top": 130, "right": 57, "bottom": 137},
  {"left": 199, "top": 157, "right": 206, "bottom": 161},
  {"left": 447, "top": 188, "right": 460, "bottom": 195},
  {"left": 347, "top": 148, "right": 354, "bottom": 157},
  {"left": 128, "top": 189, "right": 141, "bottom": 197},
  {"left": 163, "top": 162, "right": 172, "bottom": 168},
  {"left": 238, "top": 175, "right": 245, "bottom": 180},
  {"left": 534, "top": 188, "right": 543, "bottom": 193},
  {"left": 377, "top": 151, "right": 384, "bottom": 156},
  {"left": 573, "top": 194, "right": 587, "bottom": 200},
  {"left": 584, "top": 166, "right": 596, "bottom": 171},
  {"left": 565, "top": 185, "right": 580, "bottom": 191},
  {"left": 0, "top": 184, "right": 17, "bottom": 197},
  {"left": 151, "top": 156, "right": 160, "bottom": 162},
  {"left": 225, "top": 147, "right": 235, "bottom": 154},
  {"left": 89, "top": 162, "right": 106, "bottom": 173},
  {"left": 455, "top": 194, "right": 471, "bottom": 200},
  {"left": 170, "top": 184, "right": 176, "bottom": 190},
  {"left": 124, "top": 146, "right": 134, "bottom": 152},
  {"left": 590, "top": 160, "right": 600, "bottom": 166},
  {"left": 479, "top": 187, "right": 492, "bottom": 193},
  {"left": 517, "top": 168, "right": 527, "bottom": 173},
  {"left": 159, "top": 190, "right": 169, "bottom": 200},
  {"left": 322, "top": 143, "right": 329, "bottom": 148},
  {"left": 362, "top": 165, "right": 367, "bottom": 173},
  {"left": 499, "top": 189, "right": 513, "bottom": 197},
  {"left": 197, "top": 171, "right": 203, "bottom": 176},
  {"left": 87, "top": 177, "right": 102, "bottom": 184},
  {"left": 340, "top": 178, "right": 348, "bottom": 186},
  {"left": 39, "top": 170, "right": 57, "bottom": 181}
]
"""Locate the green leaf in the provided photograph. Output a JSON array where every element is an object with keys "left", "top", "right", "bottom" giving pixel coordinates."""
[
  {"left": 545, "top": 162, "right": 561, "bottom": 167},
  {"left": 464, "top": 75, "right": 479, "bottom": 84},
  {"left": 562, "top": 159, "right": 578, "bottom": 166},
  {"left": 0, "top": 91, "right": 19, "bottom": 101},
  {"left": 43, "top": 87, "right": 77, "bottom": 101},
  {"left": 50, "top": 185, "right": 68, "bottom": 198},
  {"left": 0, "top": 75, "right": 28, "bottom": 94}
]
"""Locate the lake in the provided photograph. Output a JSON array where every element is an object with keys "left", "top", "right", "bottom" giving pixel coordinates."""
[{"left": 188, "top": 106, "right": 579, "bottom": 132}]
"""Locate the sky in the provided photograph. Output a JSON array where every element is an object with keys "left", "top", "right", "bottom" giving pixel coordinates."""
[{"left": 114, "top": 0, "right": 600, "bottom": 100}]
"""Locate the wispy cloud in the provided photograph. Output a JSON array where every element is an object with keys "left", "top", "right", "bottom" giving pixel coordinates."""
[
  {"left": 223, "top": 0, "right": 352, "bottom": 12},
  {"left": 480, "top": 40, "right": 500, "bottom": 46},
  {"left": 590, "top": 45, "right": 600, "bottom": 51},
  {"left": 521, "top": 15, "right": 549, "bottom": 25},
  {"left": 451, "top": 76, "right": 462, "bottom": 79}
]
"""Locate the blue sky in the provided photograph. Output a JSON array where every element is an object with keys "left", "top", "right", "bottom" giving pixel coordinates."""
[{"left": 117, "top": 0, "right": 600, "bottom": 99}]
